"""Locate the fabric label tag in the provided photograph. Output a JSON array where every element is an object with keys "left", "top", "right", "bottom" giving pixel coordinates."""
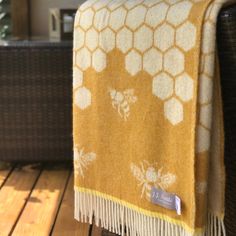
[{"left": 151, "top": 187, "right": 181, "bottom": 215}]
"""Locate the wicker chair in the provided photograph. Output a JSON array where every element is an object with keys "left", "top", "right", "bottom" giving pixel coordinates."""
[
  {"left": 0, "top": 41, "right": 73, "bottom": 162},
  {"left": 217, "top": 5, "right": 236, "bottom": 236}
]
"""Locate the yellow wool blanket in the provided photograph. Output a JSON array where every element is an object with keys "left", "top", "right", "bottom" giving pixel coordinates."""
[{"left": 73, "top": 1, "right": 231, "bottom": 235}]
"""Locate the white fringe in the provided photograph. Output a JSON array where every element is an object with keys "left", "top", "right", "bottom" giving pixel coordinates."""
[{"left": 74, "top": 190, "right": 226, "bottom": 236}]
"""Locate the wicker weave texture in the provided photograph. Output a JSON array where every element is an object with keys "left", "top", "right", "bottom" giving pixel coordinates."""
[
  {"left": 0, "top": 41, "right": 73, "bottom": 162},
  {"left": 217, "top": 5, "right": 236, "bottom": 236}
]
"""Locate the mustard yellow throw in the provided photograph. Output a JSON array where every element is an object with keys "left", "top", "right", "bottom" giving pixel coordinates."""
[{"left": 73, "top": 1, "right": 231, "bottom": 235}]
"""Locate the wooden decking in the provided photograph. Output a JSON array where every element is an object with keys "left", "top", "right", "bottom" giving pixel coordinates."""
[{"left": 0, "top": 162, "right": 114, "bottom": 236}]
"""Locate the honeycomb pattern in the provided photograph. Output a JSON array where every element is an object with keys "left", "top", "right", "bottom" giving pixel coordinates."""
[
  {"left": 196, "top": 1, "right": 223, "bottom": 153},
  {"left": 73, "top": 0, "right": 198, "bottom": 124}
]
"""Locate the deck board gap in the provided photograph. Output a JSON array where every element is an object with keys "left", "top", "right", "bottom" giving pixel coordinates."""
[
  {"left": 8, "top": 163, "right": 44, "bottom": 235},
  {"left": 49, "top": 168, "right": 72, "bottom": 235},
  {"left": 11, "top": 162, "right": 71, "bottom": 235},
  {"left": 0, "top": 163, "right": 15, "bottom": 189}
]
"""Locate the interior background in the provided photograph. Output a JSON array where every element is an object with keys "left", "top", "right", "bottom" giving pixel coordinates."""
[{"left": 30, "top": 0, "right": 85, "bottom": 38}]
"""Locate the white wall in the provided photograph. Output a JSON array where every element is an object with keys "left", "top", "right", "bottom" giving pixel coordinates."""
[{"left": 30, "top": 0, "right": 85, "bottom": 37}]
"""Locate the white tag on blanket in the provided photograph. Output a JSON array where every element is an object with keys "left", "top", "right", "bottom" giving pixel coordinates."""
[{"left": 151, "top": 187, "right": 181, "bottom": 215}]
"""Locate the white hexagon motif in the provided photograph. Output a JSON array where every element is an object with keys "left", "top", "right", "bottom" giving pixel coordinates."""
[
  {"left": 85, "top": 28, "right": 98, "bottom": 51},
  {"left": 92, "top": 49, "right": 107, "bottom": 72},
  {"left": 80, "top": 8, "right": 94, "bottom": 30},
  {"left": 125, "top": 50, "right": 142, "bottom": 76},
  {"left": 76, "top": 48, "right": 91, "bottom": 70},
  {"left": 75, "top": 87, "right": 92, "bottom": 110},
  {"left": 167, "top": 1, "right": 193, "bottom": 26},
  {"left": 199, "top": 74, "right": 213, "bottom": 104},
  {"left": 154, "top": 23, "right": 175, "bottom": 52},
  {"left": 175, "top": 73, "right": 194, "bottom": 102},
  {"left": 143, "top": 49, "right": 162, "bottom": 76},
  {"left": 99, "top": 28, "right": 115, "bottom": 53},
  {"left": 109, "top": 7, "right": 127, "bottom": 31},
  {"left": 145, "top": 3, "right": 169, "bottom": 27},
  {"left": 79, "top": 0, "right": 97, "bottom": 11},
  {"left": 202, "top": 22, "right": 215, "bottom": 54},
  {"left": 124, "top": 0, "right": 145, "bottom": 9},
  {"left": 196, "top": 125, "right": 210, "bottom": 153},
  {"left": 74, "top": 28, "right": 85, "bottom": 50},
  {"left": 74, "top": 11, "right": 81, "bottom": 28},
  {"left": 152, "top": 73, "right": 174, "bottom": 100},
  {"left": 134, "top": 26, "right": 153, "bottom": 52},
  {"left": 164, "top": 98, "right": 183, "bottom": 125},
  {"left": 176, "top": 22, "right": 196, "bottom": 52},
  {"left": 142, "top": 0, "right": 163, "bottom": 7},
  {"left": 207, "top": 4, "right": 219, "bottom": 22},
  {"left": 200, "top": 104, "right": 212, "bottom": 129},
  {"left": 203, "top": 54, "right": 214, "bottom": 77},
  {"left": 164, "top": 48, "right": 184, "bottom": 76},
  {"left": 107, "top": 0, "right": 126, "bottom": 11},
  {"left": 94, "top": 8, "right": 110, "bottom": 31},
  {"left": 116, "top": 27, "right": 133, "bottom": 53},
  {"left": 165, "top": 0, "right": 180, "bottom": 4},
  {"left": 126, "top": 5, "right": 147, "bottom": 30},
  {"left": 73, "top": 67, "right": 83, "bottom": 89},
  {"left": 92, "top": 0, "right": 112, "bottom": 10}
]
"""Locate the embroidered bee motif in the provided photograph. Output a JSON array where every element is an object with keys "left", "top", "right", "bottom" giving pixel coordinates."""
[
  {"left": 130, "top": 160, "right": 176, "bottom": 200},
  {"left": 109, "top": 88, "right": 137, "bottom": 121},
  {"left": 74, "top": 146, "right": 96, "bottom": 178}
]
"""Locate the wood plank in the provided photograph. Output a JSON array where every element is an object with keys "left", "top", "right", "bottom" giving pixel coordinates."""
[
  {"left": 0, "top": 162, "right": 13, "bottom": 188},
  {"left": 52, "top": 173, "right": 91, "bottom": 236},
  {"left": 12, "top": 163, "right": 70, "bottom": 236},
  {"left": 11, "top": 0, "right": 30, "bottom": 39},
  {"left": 0, "top": 164, "right": 42, "bottom": 236}
]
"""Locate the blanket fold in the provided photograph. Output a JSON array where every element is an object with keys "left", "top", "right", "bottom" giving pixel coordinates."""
[{"left": 73, "top": 1, "right": 232, "bottom": 235}]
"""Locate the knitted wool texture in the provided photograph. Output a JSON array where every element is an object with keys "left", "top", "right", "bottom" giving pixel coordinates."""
[{"left": 73, "top": 1, "right": 231, "bottom": 235}]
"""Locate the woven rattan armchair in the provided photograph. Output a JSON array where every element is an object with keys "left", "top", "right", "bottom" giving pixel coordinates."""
[
  {"left": 0, "top": 41, "right": 73, "bottom": 162},
  {"left": 217, "top": 5, "right": 236, "bottom": 236}
]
